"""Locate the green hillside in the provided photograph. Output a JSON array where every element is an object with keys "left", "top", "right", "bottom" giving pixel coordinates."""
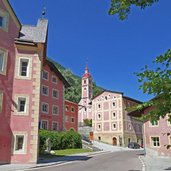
[{"left": 48, "top": 58, "right": 103, "bottom": 103}]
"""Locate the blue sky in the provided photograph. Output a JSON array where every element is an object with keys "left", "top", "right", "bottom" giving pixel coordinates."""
[{"left": 10, "top": 0, "right": 171, "bottom": 102}]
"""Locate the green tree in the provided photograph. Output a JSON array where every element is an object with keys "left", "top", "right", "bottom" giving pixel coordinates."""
[
  {"left": 135, "top": 49, "right": 171, "bottom": 121},
  {"left": 109, "top": 0, "right": 159, "bottom": 20},
  {"left": 108, "top": 0, "right": 171, "bottom": 121}
]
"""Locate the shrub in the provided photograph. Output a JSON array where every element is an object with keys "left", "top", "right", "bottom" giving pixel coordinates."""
[{"left": 39, "top": 129, "right": 82, "bottom": 154}]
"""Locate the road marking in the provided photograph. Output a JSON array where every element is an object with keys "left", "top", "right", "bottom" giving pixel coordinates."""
[
  {"left": 21, "top": 161, "right": 79, "bottom": 171},
  {"left": 138, "top": 156, "right": 146, "bottom": 171}
]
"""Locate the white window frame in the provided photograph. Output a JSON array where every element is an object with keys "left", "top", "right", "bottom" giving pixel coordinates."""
[
  {"left": 42, "top": 85, "right": 49, "bottom": 96},
  {"left": 111, "top": 111, "right": 117, "bottom": 119},
  {"left": 17, "top": 97, "right": 27, "bottom": 113},
  {"left": 41, "top": 120, "right": 48, "bottom": 129},
  {"left": 149, "top": 120, "right": 159, "bottom": 127},
  {"left": 0, "top": 48, "right": 8, "bottom": 75},
  {"left": 52, "top": 121, "right": 58, "bottom": 131},
  {"left": 19, "top": 58, "right": 29, "bottom": 77},
  {"left": 167, "top": 114, "right": 171, "bottom": 126},
  {"left": 52, "top": 105, "right": 59, "bottom": 115},
  {"left": 41, "top": 102, "right": 49, "bottom": 114},
  {"left": 0, "top": 91, "right": 3, "bottom": 113},
  {"left": 42, "top": 70, "right": 49, "bottom": 81},
  {"left": 97, "top": 124, "right": 102, "bottom": 131},
  {"left": 0, "top": 8, "right": 9, "bottom": 32},
  {"left": 13, "top": 95, "right": 29, "bottom": 116},
  {"left": 151, "top": 136, "right": 160, "bottom": 147},
  {"left": 128, "top": 123, "right": 132, "bottom": 130},
  {"left": 112, "top": 101, "right": 117, "bottom": 108},
  {"left": 13, "top": 132, "right": 27, "bottom": 154},
  {"left": 112, "top": 123, "right": 117, "bottom": 130},
  {"left": 52, "top": 89, "right": 59, "bottom": 99},
  {"left": 51, "top": 75, "right": 58, "bottom": 84}
]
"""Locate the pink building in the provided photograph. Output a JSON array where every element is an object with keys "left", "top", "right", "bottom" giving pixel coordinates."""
[
  {"left": 0, "top": 0, "right": 21, "bottom": 163},
  {"left": 78, "top": 65, "right": 93, "bottom": 126},
  {"left": 40, "top": 60, "right": 69, "bottom": 132},
  {"left": 0, "top": 0, "right": 69, "bottom": 164},
  {"left": 92, "top": 90, "right": 143, "bottom": 147},
  {"left": 129, "top": 106, "right": 171, "bottom": 158},
  {"left": 65, "top": 100, "right": 78, "bottom": 131}
]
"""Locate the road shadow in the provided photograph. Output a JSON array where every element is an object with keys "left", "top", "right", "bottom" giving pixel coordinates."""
[
  {"left": 38, "top": 155, "right": 92, "bottom": 164},
  {"left": 165, "top": 167, "right": 171, "bottom": 170}
]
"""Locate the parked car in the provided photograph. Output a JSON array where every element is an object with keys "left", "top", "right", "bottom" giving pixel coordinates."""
[{"left": 128, "top": 142, "right": 140, "bottom": 149}]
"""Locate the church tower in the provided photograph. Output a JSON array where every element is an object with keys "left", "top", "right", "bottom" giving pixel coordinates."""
[
  {"left": 78, "top": 65, "right": 93, "bottom": 126},
  {"left": 81, "top": 65, "right": 93, "bottom": 100}
]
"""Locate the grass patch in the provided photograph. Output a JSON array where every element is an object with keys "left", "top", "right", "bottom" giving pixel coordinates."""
[
  {"left": 54, "top": 148, "right": 92, "bottom": 157},
  {"left": 39, "top": 148, "right": 93, "bottom": 159}
]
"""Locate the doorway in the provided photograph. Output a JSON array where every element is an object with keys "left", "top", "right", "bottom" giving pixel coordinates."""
[{"left": 112, "top": 137, "right": 117, "bottom": 145}]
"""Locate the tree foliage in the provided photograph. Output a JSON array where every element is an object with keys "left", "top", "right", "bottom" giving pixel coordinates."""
[
  {"left": 109, "top": 0, "right": 159, "bottom": 20},
  {"left": 39, "top": 129, "right": 82, "bottom": 154},
  {"left": 83, "top": 119, "right": 92, "bottom": 127},
  {"left": 135, "top": 49, "right": 171, "bottom": 121}
]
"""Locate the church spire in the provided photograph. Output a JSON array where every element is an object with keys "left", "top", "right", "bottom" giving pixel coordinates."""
[{"left": 83, "top": 64, "right": 91, "bottom": 78}]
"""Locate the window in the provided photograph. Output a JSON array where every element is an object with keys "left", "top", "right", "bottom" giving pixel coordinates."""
[
  {"left": 0, "top": 48, "right": 7, "bottom": 75},
  {"left": 13, "top": 133, "right": 27, "bottom": 154},
  {"left": 42, "top": 70, "right": 49, "bottom": 80},
  {"left": 52, "top": 105, "right": 58, "bottom": 115},
  {"left": 98, "top": 113, "right": 101, "bottom": 119},
  {"left": 52, "top": 122, "right": 58, "bottom": 131},
  {"left": 112, "top": 102, "right": 116, "bottom": 107},
  {"left": 66, "top": 106, "right": 69, "bottom": 111},
  {"left": 42, "top": 103, "right": 48, "bottom": 113},
  {"left": 113, "top": 123, "right": 116, "bottom": 129},
  {"left": 71, "top": 117, "right": 75, "bottom": 123},
  {"left": 113, "top": 112, "right": 116, "bottom": 117},
  {"left": 151, "top": 137, "right": 160, "bottom": 147},
  {"left": 97, "top": 124, "right": 101, "bottom": 130},
  {"left": 19, "top": 59, "right": 29, "bottom": 77},
  {"left": 42, "top": 85, "right": 49, "bottom": 96},
  {"left": 128, "top": 124, "right": 132, "bottom": 130},
  {"left": 98, "top": 104, "right": 101, "bottom": 109},
  {"left": 0, "top": 9, "right": 9, "bottom": 31},
  {"left": 71, "top": 107, "right": 75, "bottom": 112},
  {"left": 52, "top": 75, "right": 58, "bottom": 84},
  {"left": 150, "top": 120, "right": 159, "bottom": 126},
  {"left": 84, "top": 80, "right": 86, "bottom": 84},
  {"left": 0, "top": 91, "right": 3, "bottom": 113},
  {"left": 15, "top": 135, "right": 24, "bottom": 151},
  {"left": 52, "top": 89, "right": 58, "bottom": 98},
  {"left": 18, "top": 97, "right": 26, "bottom": 112},
  {"left": 0, "top": 16, "right": 3, "bottom": 27},
  {"left": 41, "top": 120, "right": 48, "bottom": 129}
]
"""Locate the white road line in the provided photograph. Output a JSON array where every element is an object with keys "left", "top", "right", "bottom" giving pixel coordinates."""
[
  {"left": 22, "top": 161, "right": 79, "bottom": 171},
  {"left": 138, "top": 156, "right": 146, "bottom": 171}
]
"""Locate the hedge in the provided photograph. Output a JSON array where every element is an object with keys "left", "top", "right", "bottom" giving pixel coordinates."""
[{"left": 39, "top": 129, "right": 82, "bottom": 153}]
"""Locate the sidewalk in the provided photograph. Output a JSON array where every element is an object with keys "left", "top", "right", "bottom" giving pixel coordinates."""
[{"left": 140, "top": 155, "right": 171, "bottom": 171}]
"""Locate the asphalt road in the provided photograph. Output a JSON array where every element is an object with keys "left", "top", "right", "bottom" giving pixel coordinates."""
[{"left": 29, "top": 150, "right": 144, "bottom": 171}]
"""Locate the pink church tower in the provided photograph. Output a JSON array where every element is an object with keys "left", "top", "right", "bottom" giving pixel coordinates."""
[{"left": 78, "top": 65, "right": 93, "bottom": 126}]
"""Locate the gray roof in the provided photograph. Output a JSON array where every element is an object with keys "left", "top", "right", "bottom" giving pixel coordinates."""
[{"left": 18, "top": 19, "right": 48, "bottom": 43}]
